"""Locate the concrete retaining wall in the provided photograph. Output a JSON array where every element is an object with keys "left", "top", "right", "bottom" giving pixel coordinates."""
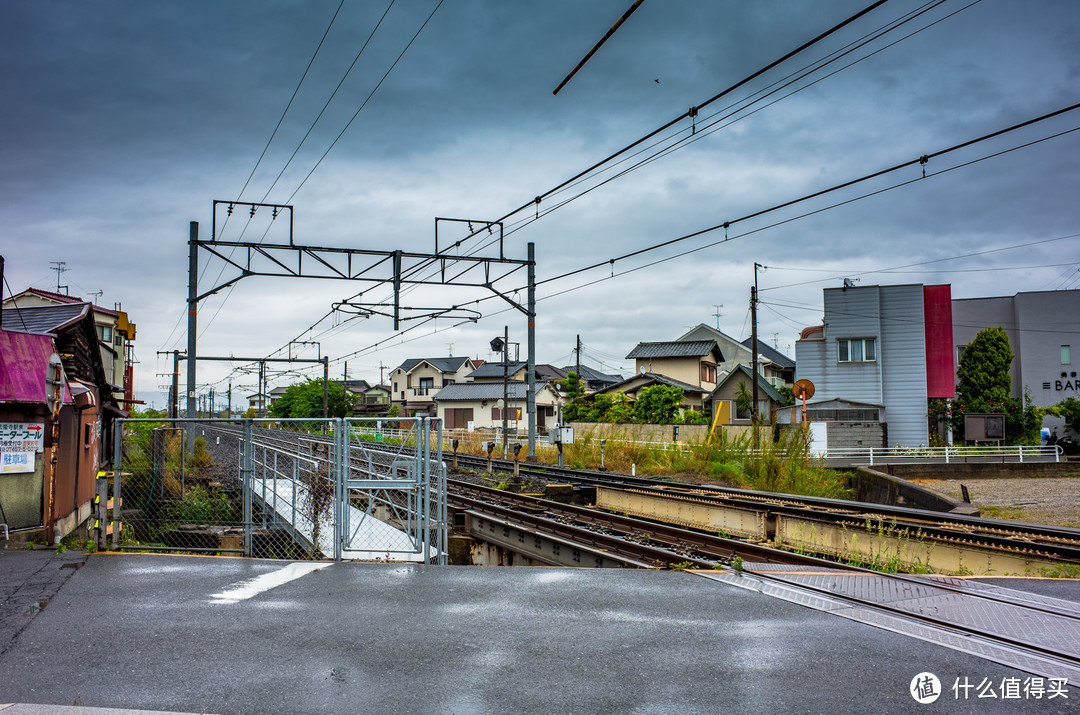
[
  {"left": 880, "top": 462, "right": 1079, "bottom": 480},
  {"left": 852, "top": 466, "right": 979, "bottom": 516}
]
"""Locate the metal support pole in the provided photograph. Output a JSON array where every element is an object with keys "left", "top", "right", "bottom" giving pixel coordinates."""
[
  {"left": 242, "top": 419, "right": 253, "bottom": 557},
  {"left": 112, "top": 420, "right": 122, "bottom": 550},
  {"left": 526, "top": 242, "right": 537, "bottom": 459},
  {"left": 171, "top": 350, "right": 180, "bottom": 419},
  {"left": 392, "top": 250, "right": 402, "bottom": 331},
  {"left": 186, "top": 222, "right": 198, "bottom": 420},
  {"left": 323, "top": 357, "right": 330, "bottom": 419},
  {"left": 502, "top": 325, "right": 509, "bottom": 458},
  {"left": 751, "top": 263, "right": 760, "bottom": 432}
]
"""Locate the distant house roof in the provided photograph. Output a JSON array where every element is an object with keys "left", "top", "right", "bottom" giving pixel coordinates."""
[
  {"left": 536, "top": 364, "right": 568, "bottom": 381},
  {"left": 0, "top": 329, "right": 72, "bottom": 405},
  {"left": 560, "top": 364, "right": 622, "bottom": 384},
  {"left": 598, "top": 371, "right": 708, "bottom": 396},
  {"left": 625, "top": 340, "right": 720, "bottom": 360},
  {"left": 1, "top": 302, "right": 92, "bottom": 335},
  {"left": 365, "top": 384, "right": 391, "bottom": 393},
  {"left": 342, "top": 379, "right": 371, "bottom": 392},
  {"left": 9, "top": 288, "right": 120, "bottom": 317},
  {"left": 741, "top": 338, "right": 795, "bottom": 369},
  {"left": 710, "top": 364, "right": 784, "bottom": 403},
  {"left": 269, "top": 386, "right": 290, "bottom": 396},
  {"left": 433, "top": 381, "right": 547, "bottom": 401},
  {"left": 467, "top": 361, "right": 527, "bottom": 380},
  {"left": 395, "top": 356, "right": 473, "bottom": 374}
]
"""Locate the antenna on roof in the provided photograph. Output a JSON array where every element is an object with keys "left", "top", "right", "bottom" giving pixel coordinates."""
[
  {"left": 712, "top": 304, "right": 724, "bottom": 329},
  {"left": 446, "top": 343, "right": 454, "bottom": 357},
  {"left": 50, "top": 261, "right": 69, "bottom": 295}
]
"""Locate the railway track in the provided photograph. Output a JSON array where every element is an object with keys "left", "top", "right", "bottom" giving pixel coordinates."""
[
  {"left": 449, "top": 478, "right": 838, "bottom": 570},
  {"left": 451, "top": 450, "right": 1080, "bottom": 565},
  {"left": 188, "top": 424, "right": 1080, "bottom": 572}
]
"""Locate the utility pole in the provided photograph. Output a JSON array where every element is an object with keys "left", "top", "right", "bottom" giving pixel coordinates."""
[
  {"left": 526, "top": 242, "right": 536, "bottom": 460},
  {"left": 258, "top": 360, "right": 266, "bottom": 417},
  {"left": 502, "top": 325, "right": 509, "bottom": 458},
  {"left": 186, "top": 222, "right": 198, "bottom": 420},
  {"left": 750, "top": 263, "right": 762, "bottom": 435},
  {"left": 171, "top": 350, "right": 180, "bottom": 418},
  {"left": 322, "top": 356, "right": 329, "bottom": 419},
  {"left": 379, "top": 362, "right": 387, "bottom": 386},
  {"left": 209, "top": 387, "right": 215, "bottom": 417},
  {"left": 227, "top": 383, "right": 232, "bottom": 418},
  {"left": 575, "top": 335, "right": 582, "bottom": 383}
]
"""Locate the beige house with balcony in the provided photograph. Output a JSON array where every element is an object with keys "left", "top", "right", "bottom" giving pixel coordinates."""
[
  {"left": 3, "top": 288, "right": 136, "bottom": 404},
  {"left": 592, "top": 340, "right": 723, "bottom": 412},
  {"left": 389, "top": 357, "right": 480, "bottom": 417}
]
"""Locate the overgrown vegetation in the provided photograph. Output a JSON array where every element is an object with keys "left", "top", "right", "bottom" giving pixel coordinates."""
[
  {"left": 930, "top": 327, "right": 1041, "bottom": 444},
  {"left": 269, "top": 379, "right": 357, "bottom": 419},
  {"left": 557, "top": 378, "right": 709, "bottom": 425},
  {"left": 451, "top": 423, "right": 850, "bottom": 500}
]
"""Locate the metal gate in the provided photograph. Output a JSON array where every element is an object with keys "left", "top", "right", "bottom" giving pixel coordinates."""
[{"left": 107, "top": 417, "right": 446, "bottom": 563}]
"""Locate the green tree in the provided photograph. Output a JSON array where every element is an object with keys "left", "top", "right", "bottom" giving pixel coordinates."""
[
  {"left": 1051, "top": 397, "right": 1080, "bottom": 433},
  {"left": 632, "top": 384, "right": 684, "bottom": 424},
  {"left": 734, "top": 381, "right": 753, "bottom": 419},
  {"left": 956, "top": 327, "right": 1013, "bottom": 405},
  {"left": 950, "top": 327, "right": 1037, "bottom": 443},
  {"left": 558, "top": 372, "right": 586, "bottom": 422},
  {"left": 268, "top": 379, "right": 356, "bottom": 419},
  {"left": 775, "top": 384, "right": 795, "bottom": 407}
]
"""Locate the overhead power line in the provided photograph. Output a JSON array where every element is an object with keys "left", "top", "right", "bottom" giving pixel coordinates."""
[
  {"left": 284, "top": 0, "right": 445, "bottom": 203},
  {"left": 237, "top": 0, "right": 347, "bottom": 203}
]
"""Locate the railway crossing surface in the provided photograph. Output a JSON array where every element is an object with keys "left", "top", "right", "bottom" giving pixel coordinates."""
[{"left": 1, "top": 551, "right": 1078, "bottom": 714}]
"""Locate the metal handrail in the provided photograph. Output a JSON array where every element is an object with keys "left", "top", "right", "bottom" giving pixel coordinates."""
[{"left": 821, "top": 444, "right": 1063, "bottom": 464}]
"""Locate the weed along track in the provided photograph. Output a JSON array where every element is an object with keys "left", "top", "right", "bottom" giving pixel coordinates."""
[
  {"left": 170, "top": 423, "right": 1080, "bottom": 576},
  {"left": 450, "top": 449, "right": 1080, "bottom": 576}
]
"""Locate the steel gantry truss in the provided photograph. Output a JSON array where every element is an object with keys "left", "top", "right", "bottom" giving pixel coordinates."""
[{"left": 187, "top": 201, "right": 540, "bottom": 456}]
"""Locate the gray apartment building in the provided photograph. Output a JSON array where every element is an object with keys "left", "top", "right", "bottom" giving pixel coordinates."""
[
  {"left": 795, "top": 284, "right": 955, "bottom": 448},
  {"left": 952, "top": 289, "right": 1080, "bottom": 409}
]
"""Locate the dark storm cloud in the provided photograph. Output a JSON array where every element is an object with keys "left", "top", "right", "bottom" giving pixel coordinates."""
[{"left": 2, "top": 0, "right": 1078, "bottom": 402}]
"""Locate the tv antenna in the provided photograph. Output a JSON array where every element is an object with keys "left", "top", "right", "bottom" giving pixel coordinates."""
[
  {"left": 712, "top": 304, "right": 724, "bottom": 329},
  {"left": 50, "top": 261, "right": 69, "bottom": 295}
]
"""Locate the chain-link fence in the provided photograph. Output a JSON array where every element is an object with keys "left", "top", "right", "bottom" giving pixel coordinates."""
[{"left": 108, "top": 417, "right": 446, "bottom": 562}]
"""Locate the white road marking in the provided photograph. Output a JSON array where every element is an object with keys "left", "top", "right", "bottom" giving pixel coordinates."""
[{"left": 209, "top": 562, "right": 332, "bottom": 605}]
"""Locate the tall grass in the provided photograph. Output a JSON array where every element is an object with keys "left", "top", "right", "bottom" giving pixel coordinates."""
[{"left": 446, "top": 424, "right": 850, "bottom": 500}]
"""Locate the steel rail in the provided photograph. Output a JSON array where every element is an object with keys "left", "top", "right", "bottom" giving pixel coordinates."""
[
  {"left": 451, "top": 451, "right": 1080, "bottom": 551},
  {"left": 449, "top": 478, "right": 845, "bottom": 570}
]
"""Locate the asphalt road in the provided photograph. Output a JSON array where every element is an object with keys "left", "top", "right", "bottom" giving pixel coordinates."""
[{"left": 0, "top": 554, "right": 1076, "bottom": 714}]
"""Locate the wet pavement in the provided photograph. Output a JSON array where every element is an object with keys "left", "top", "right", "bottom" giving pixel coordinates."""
[{"left": 0, "top": 552, "right": 1077, "bottom": 714}]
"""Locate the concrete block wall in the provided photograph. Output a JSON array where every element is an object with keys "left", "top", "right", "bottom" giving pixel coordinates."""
[{"left": 826, "top": 422, "right": 886, "bottom": 449}]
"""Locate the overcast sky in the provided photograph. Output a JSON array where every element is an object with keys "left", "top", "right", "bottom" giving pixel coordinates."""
[{"left": 3, "top": 0, "right": 1079, "bottom": 408}]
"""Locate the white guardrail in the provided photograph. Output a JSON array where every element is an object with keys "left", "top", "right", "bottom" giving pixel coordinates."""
[
  {"left": 349, "top": 425, "right": 1065, "bottom": 464},
  {"left": 821, "top": 444, "right": 1063, "bottom": 464}
]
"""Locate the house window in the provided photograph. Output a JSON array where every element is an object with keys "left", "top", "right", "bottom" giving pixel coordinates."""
[
  {"left": 700, "top": 364, "right": 716, "bottom": 383},
  {"left": 97, "top": 325, "right": 112, "bottom": 342},
  {"left": 838, "top": 338, "right": 876, "bottom": 363},
  {"left": 956, "top": 345, "right": 967, "bottom": 365},
  {"left": 1063, "top": 345, "right": 1072, "bottom": 365}
]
